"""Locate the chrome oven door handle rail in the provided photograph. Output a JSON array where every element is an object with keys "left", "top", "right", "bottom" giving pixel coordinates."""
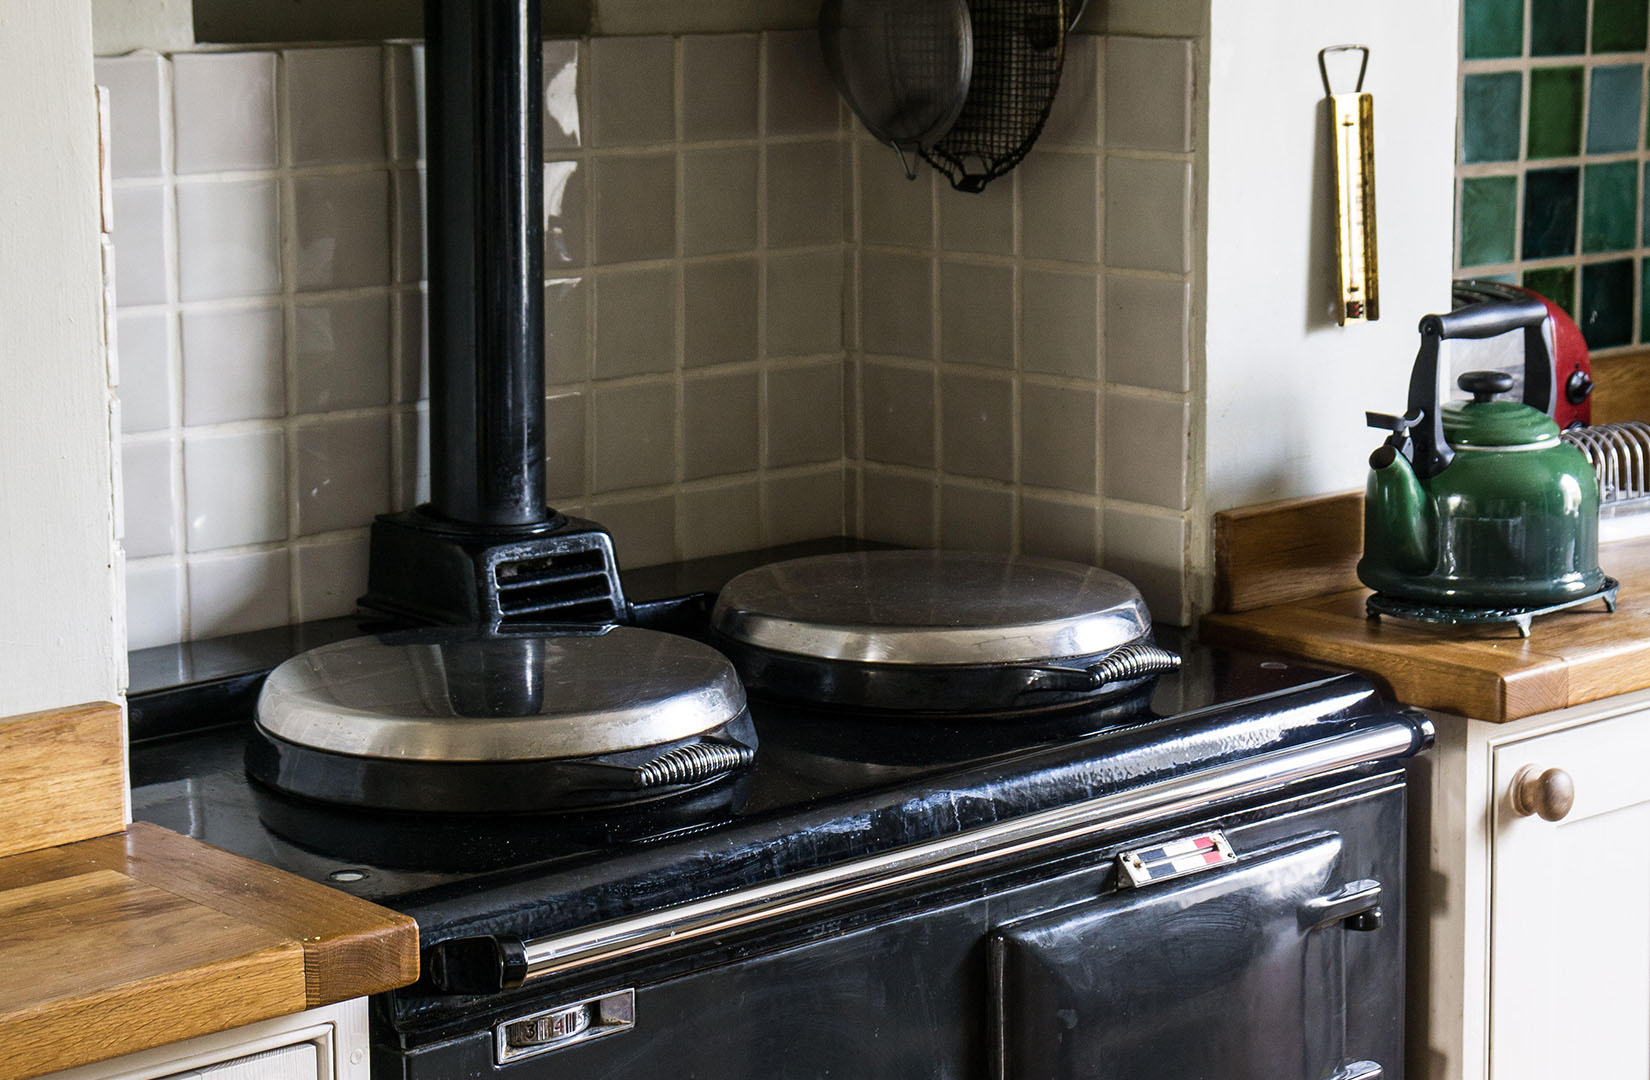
[{"left": 446, "top": 720, "right": 1428, "bottom": 991}]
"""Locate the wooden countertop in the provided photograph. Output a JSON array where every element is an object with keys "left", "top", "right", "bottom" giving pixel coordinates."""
[
  {"left": 0, "top": 822, "right": 419, "bottom": 1080},
  {"left": 1200, "top": 495, "right": 1650, "bottom": 723}
]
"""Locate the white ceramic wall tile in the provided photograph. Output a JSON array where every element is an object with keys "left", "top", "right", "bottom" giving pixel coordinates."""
[
  {"left": 764, "top": 469, "right": 844, "bottom": 544},
  {"left": 683, "top": 370, "right": 759, "bottom": 480},
  {"left": 111, "top": 184, "right": 170, "bottom": 306},
  {"left": 766, "top": 363, "right": 844, "bottom": 467},
  {"left": 184, "top": 428, "right": 286, "bottom": 551},
  {"left": 937, "top": 177, "right": 1015, "bottom": 255},
  {"left": 187, "top": 549, "right": 290, "bottom": 638},
  {"left": 1041, "top": 36, "right": 1100, "bottom": 147},
  {"left": 393, "top": 168, "right": 425, "bottom": 283},
  {"left": 293, "top": 171, "right": 392, "bottom": 289},
  {"left": 295, "top": 413, "right": 391, "bottom": 535},
  {"left": 388, "top": 45, "right": 425, "bottom": 162},
  {"left": 861, "top": 470, "right": 936, "bottom": 546},
  {"left": 682, "top": 34, "right": 759, "bottom": 141},
  {"left": 286, "top": 47, "right": 385, "bottom": 166},
  {"left": 544, "top": 276, "right": 589, "bottom": 384},
  {"left": 125, "top": 559, "right": 184, "bottom": 650},
  {"left": 592, "top": 153, "right": 675, "bottom": 263},
  {"left": 182, "top": 305, "right": 285, "bottom": 423},
  {"left": 121, "top": 438, "right": 178, "bottom": 558},
  {"left": 171, "top": 52, "right": 278, "bottom": 173},
  {"left": 585, "top": 493, "right": 675, "bottom": 566},
  {"left": 940, "top": 483, "right": 1015, "bottom": 553},
  {"left": 862, "top": 361, "right": 935, "bottom": 467},
  {"left": 682, "top": 147, "right": 759, "bottom": 256},
  {"left": 763, "top": 31, "right": 841, "bottom": 136},
  {"left": 116, "top": 311, "right": 173, "bottom": 432},
  {"left": 679, "top": 482, "right": 760, "bottom": 559},
  {"left": 544, "top": 390, "right": 586, "bottom": 499},
  {"left": 1019, "top": 152, "right": 1098, "bottom": 263},
  {"left": 395, "top": 406, "right": 430, "bottom": 510},
  {"left": 294, "top": 294, "right": 391, "bottom": 412},
  {"left": 594, "top": 268, "right": 676, "bottom": 378},
  {"left": 766, "top": 141, "right": 844, "bottom": 248},
  {"left": 396, "top": 289, "right": 429, "bottom": 401},
  {"left": 1102, "top": 506, "right": 1187, "bottom": 621},
  {"left": 940, "top": 261, "right": 1014, "bottom": 369},
  {"left": 940, "top": 372, "right": 1014, "bottom": 483},
  {"left": 592, "top": 381, "right": 676, "bottom": 492},
  {"left": 95, "top": 55, "right": 167, "bottom": 178},
  {"left": 684, "top": 258, "right": 758, "bottom": 367},
  {"left": 767, "top": 251, "right": 844, "bottom": 357},
  {"left": 544, "top": 160, "right": 586, "bottom": 267},
  {"left": 1021, "top": 268, "right": 1098, "bottom": 378},
  {"left": 861, "top": 156, "right": 933, "bottom": 249},
  {"left": 1105, "top": 274, "right": 1191, "bottom": 392},
  {"left": 589, "top": 36, "right": 674, "bottom": 147},
  {"left": 1021, "top": 495, "right": 1097, "bottom": 565},
  {"left": 294, "top": 535, "right": 369, "bottom": 621},
  {"left": 1104, "top": 157, "right": 1192, "bottom": 273},
  {"left": 861, "top": 251, "right": 933, "bottom": 358},
  {"left": 1102, "top": 390, "right": 1190, "bottom": 509},
  {"left": 1105, "top": 37, "right": 1194, "bottom": 152},
  {"left": 176, "top": 178, "right": 281, "bottom": 301},
  {"left": 1020, "top": 380, "right": 1098, "bottom": 493},
  {"left": 543, "top": 40, "right": 582, "bottom": 150}
]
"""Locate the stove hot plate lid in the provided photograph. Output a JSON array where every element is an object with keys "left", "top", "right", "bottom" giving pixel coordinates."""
[
  {"left": 711, "top": 550, "right": 1151, "bottom": 665},
  {"left": 256, "top": 627, "right": 747, "bottom": 762}
]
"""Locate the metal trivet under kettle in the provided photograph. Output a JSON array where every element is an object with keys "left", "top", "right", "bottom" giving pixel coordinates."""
[{"left": 1358, "top": 298, "right": 1618, "bottom": 637}]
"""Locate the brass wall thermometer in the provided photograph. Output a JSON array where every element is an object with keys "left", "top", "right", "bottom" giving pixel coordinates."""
[{"left": 1319, "top": 45, "right": 1379, "bottom": 324}]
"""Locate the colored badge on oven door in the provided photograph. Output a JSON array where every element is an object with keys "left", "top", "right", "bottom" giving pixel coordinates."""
[{"left": 1116, "top": 830, "right": 1237, "bottom": 888}]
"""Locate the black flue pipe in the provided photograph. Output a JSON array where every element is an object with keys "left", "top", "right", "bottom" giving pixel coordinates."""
[{"left": 425, "top": 0, "right": 547, "bottom": 526}]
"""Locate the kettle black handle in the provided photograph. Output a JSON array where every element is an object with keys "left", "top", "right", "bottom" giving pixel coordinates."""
[{"left": 1420, "top": 296, "right": 1548, "bottom": 341}]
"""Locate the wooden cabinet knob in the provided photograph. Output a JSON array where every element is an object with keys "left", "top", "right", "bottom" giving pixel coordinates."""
[{"left": 1510, "top": 765, "right": 1575, "bottom": 822}]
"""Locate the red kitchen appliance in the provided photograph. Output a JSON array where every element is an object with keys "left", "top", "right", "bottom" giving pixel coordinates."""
[{"left": 1453, "top": 279, "right": 1593, "bottom": 428}]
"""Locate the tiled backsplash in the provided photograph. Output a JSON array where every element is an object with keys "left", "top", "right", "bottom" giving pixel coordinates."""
[
  {"left": 105, "top": 29, "right": 1201, "bottom": 648},
  {"left": 1457, "top": 0, "right": 1650, "bottom": 347}
]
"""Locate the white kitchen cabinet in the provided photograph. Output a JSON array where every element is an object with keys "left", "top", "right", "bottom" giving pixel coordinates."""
[
  {"left": 39, "top": 999, "right": 368, "bottom": 1080},
  {"left": 1413, "top": 685, "right": 1650, "bottom": 1080}
]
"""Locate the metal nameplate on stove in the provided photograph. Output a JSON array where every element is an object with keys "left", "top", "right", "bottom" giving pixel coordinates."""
[
  {"left": 496, "top": 988, "right": 635, "bottom": 1064},
  {"left": 1116, "top": 830, "right": 1236, "bottom": 888}
]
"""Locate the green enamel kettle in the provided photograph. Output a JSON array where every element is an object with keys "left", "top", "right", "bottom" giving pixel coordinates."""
[{"left": 1357, "top": 299, "right": 1604, "bottom": 607}]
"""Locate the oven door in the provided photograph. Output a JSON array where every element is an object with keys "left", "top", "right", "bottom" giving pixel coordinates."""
[{"left": 991, "top": 832, "right": 1386, "bottom": 1080}]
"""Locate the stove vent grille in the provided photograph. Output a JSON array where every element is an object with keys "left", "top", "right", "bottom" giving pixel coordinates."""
[{"left": 490, "top": 537, "right": 625, "bottom": 626}]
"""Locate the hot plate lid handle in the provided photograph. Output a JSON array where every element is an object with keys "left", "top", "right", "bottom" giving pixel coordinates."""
[{"left": 426, "top": 934, "right": 529, "bottom": 993}]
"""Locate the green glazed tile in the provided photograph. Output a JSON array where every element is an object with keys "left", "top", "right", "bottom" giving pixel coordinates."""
[
  {"left": 1465, "top": 0, "right": 1524, "bottom": 57},
  {"left": 1643, "top": 163, "right": 1650, "bottom": 245},
  {"left": 1587, "top": 65, "right": 1643, "bottom": 152},
  {"left": 1581, "top": 259, "right": 1634, "bottom": 348},
  {"left": 1531, "top": 0, "right": 1587, "bottom": 54},
  {"left": 1594, "top": 0, "right": 1650, "bottom": 52},
  {"left": 1582, "top": 162, "right": 1638, "bottom": 252},
  {"left": 1462, "top": 73, "right": 1522, "bottom": 162},
  {"left": 1641, "top": 258, "right": 1650, "bottom": 342},
  {"left": 1528, "top": 67, "right": 1585, "bottom": 158},
  {"left": 1460, "top": 176, "right": 1519, "bottom": 267},
  {"left": 1523, "top": 167, "right": 1580, "bottom": 258},
  {"left": 1522, "top": 265, "right": 1577, "bottom": 316}
]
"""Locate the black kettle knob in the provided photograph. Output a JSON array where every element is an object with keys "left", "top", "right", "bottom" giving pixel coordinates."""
[{"left": 1458, "top": 370, "right": 1515, "bottom": 403}]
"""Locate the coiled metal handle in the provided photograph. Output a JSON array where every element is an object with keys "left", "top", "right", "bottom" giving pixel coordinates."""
[
  {"left": 1083, "top": 642, "right": 1183, "bottom": 687},
  {"left": 633, "top": 741, "right": 754, "bottom": 789}
]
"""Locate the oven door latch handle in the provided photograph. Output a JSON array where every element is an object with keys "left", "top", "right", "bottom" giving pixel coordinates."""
[
  {"left": 1302, "top": 878, "right": 1383, "bottom": 932},
  {"left": 426, "top": 934, "right": 531, "bottom": 993}
]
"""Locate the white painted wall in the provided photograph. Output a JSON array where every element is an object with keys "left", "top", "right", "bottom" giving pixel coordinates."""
[
  {"left": 1193, "top": 1, "right": 1459, "bottom": 605},
  {"left": 0, "top": 1, "right": 124, "bottom": 716}
]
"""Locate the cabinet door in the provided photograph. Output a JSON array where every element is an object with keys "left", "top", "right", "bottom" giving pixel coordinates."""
[{"left": 1490, "top": 709, "right": 1650, "bottom": 1078}]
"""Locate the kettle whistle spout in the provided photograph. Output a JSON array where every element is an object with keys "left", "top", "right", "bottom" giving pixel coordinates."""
[{"left": 1364, "top": 444, "right": 1434, "bottom": 576}]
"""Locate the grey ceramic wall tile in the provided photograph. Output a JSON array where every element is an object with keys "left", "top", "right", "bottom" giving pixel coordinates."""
[
  {"left": 182, "top": 305, "right": 285, "bottom": 424},
  {"left": 176, "top": 179, "right": 281, "bottom": 301},
  {"left": 294, "top": 293, "right": 392, "bottom": 412},
  {"left": 293, "top": 171, "right": 391, "bottom": 290},
  {"left": 387, "top": 45, "right": 425, "bottom": 161},
  {"left": 589, "top": 36, "right": 675, "bottom": 147},
  {"left": 543, "top": 39, "right": 582, "bottom": 150},
  {"left": 682, "top": 147, "right": 759, "bottom": 256},
  {"left": 395, "top": 406, "right": 430, "bottom": 509},
  {"left": 187, "top": 550, "right": 289, "bottom": 638},
  {"left": 592, "top": 381, "right": 677, "bottom": 491},
  {"left": 1105, "top": 274, "right": 1191, "bottom": 392},
  {"left": 286, "top": 47, "right": 386, "bottom": 166},
  {"left": 861, "top": 251, "right": 933, "bottom": 358},
  {"left": 586, "top": 493, "right": 676, "bottom": 565},
  {"left": 862, "top": 361, "right": 935, "bottom": 467},
  {"left": 295, "top": 413, "right": 391, "bottom": 535},
  {"left": 121, "top": 438, "right": 178, "bottom": 559},
  {"left": 940, "top": 261, "right": 1015, "bottom": 369},
  {"left": 183, "top": 428, "right": 286, "bottom": 551},
  {"left": 862, "top": 469, "right": 936, "bottom": 546},
  {"left": 1021, "top": 268, "right": 1099, "bottom": 378},
  {"left": 683, "top": 34, "right": 760, "bottom": 141},
  {"left": 767, "top": 251, "right": 845, "bottom": 356},
  {"left": 938, "top": 176, "right": 1015, "bottom": 254},
  {"left": 767, "top": 362, "right": 845, "bottom": 466},
  {"left": 544, "top": 390, "right": 586, "bottom": 499},
  {"left": 112, "top": 184, "right": 171, "bottom": 306},
  {"left": 1105, "top": 37, "right": 1194, "bottom": 152},
  {"left": 685, "top": 258, "right": 759, "bottom": 367},
  {"left": 172, "top": 52, "right": 278, "bottom": 173},
  {"left": 593, "top": 267, "right": 676, "bottom": 379},
  {"left": 940, "top": 483, "right": 1015, "bottom": 552},
  {"left": 1102, "top": 506, "right": 1186, "bottom": 621},
  {"left": 393, "top": 168, "right": 426, "bottom": 283},
  {"left": 940, "top": 371, "right": 1014, "bottom": 483},
  {"left": 544, "top": 276, "right": 589, "bottom": 385},
  {"left": 861, "top": 157, "right": 934, "bottom": 248},
  {"left": 765, "top": 469, "right": 845, "bottom": 544},
  {"left": 544, "top": 160, "right": 587, "bottom": 268},
  {"left": 95, "top": 55, "right": 167, "bottom": 179},
  {"left": 396, "top": 289, "right": 429, "bottom": 402},
  {"left": 764, "top": 30, "right": 841, "bottom": 136},
  {"left": 1020, "top": 380, "right": 1098, "bottom": 493},
  {"left": 767, "top": 141, "right": 844, "bottom": 248},
  {"left": 117, "top": 312, "right": 173, "bottom": 432},
  {"left": 1021, "top": 495, "right": 1098, "bottom": 565},
  {"left": 1105, "top": 157, "right": 1192, "bottom": 272},
  {"left": 125, "top": 560, "right": 183, "bottom": 650},
  {"left": 1102, "top": 390, "right": 1190, "bottom": 509},
  {"left": 1020, "top": 152, "right": 1099, "bottom": 263},
  {"left": 679, "top": 482, "right": 761, "bottom": 559},
  {"left": 592, "top": 153, "right": 676, "bottom": 263},
  {"left": 1042, "top": 36, "right": 1101, "bottom": 146},
  {"left": 683, "top": 370, "right": 760, "bottom": 479},
  {"left": 294, "top": 535, "right": 370, "bottom": 621}
]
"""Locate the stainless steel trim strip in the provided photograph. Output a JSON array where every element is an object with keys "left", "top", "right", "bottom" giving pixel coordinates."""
[{"left": 513, "top": 722, "right": 1419, "bottom": 985}]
